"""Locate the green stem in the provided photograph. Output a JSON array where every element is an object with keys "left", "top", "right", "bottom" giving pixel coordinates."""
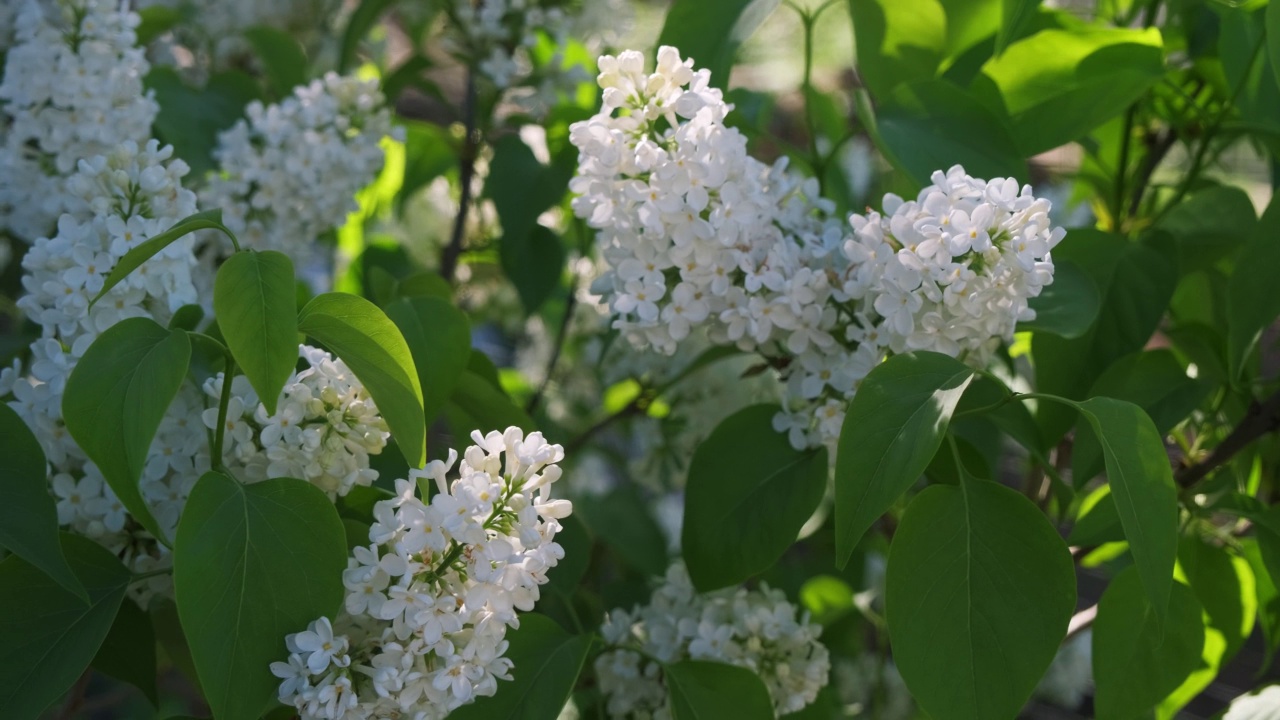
[
  {"left": 130, "top": 567, "right": 172, "bottom": 583},
  {"left": 211, "top": 359, "right": 238, "bottom": 471},
  {"left": 1112, "top": 105, "right": 1135, "bottom": 232}
]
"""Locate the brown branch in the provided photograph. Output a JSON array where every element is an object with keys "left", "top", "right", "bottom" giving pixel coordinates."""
[
  {"left": 439, "top": 69, "right": 479, "bottom": 283},
  {"left": 1176, "top": 388, "right": 1280, "bottom": 490}
]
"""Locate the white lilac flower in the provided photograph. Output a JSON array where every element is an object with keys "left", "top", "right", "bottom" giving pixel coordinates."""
[
  {"left": 0, "top": 0, "right": 159, "bottom": 242},
  {"left": 198, "top": 72, "right": 396, "bottom": 276},
  {"left": 274, "top": 428, "right": 573, "bottom": 720},
  {"left": 569, "top": 47, "right": 1065, "bottom": 452},
  {"left": 201, "top": 346, "right": 389, "bottom": 499},
  {"left": 596, "top": 562, "right": 830, "bottom": 717}
]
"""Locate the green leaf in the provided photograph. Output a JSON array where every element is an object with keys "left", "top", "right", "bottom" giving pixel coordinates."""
[
  {"left": 444, "top": 365, "right": 536, "bottom": 440},
  {"left": 972, "top": 27, "right": 1165, "bottom": 154},
  {"left": 92, "top": 598, "right": 158, "bottom": 706},
  {"left": 135, "top": 5, "right": 182, "bottom": 45},
  {"left": 1156, "top": 185, "right": 1257, "bottom": 276},
  {"left": 399, "top": 121, "right": 458, "bottom": 213},
  {"left": 1092, "top": 568, "right": 1205, "bottom": 720},
  {"left": 339, "top": 0, "right": 396, "bottom": 73},
  {"left": 997, "top": 0, "right": 1040, "bottom": 54},
  {"left": 876, "top": 80, "right": 1026, "bottom": 187},
  {"left": 1072, "top": 350, "right": 1205, "bottom": 485},
  {"left": 682, "top": 405, "right": 827, "bottom": 591},
  {"left": 1032, "top": 232, "right": 1177, "bottom": 444},
  {"left": 447, "top": 614, "right": 592, "bottom": 720},
  {"left": 214, "top": 250, "right": 298, "bottom": 416},
  {"left": 541, "top": 513, "right": 592, "bottom": 600},
  {"left": 488, "top": 136, "right": 574, "bottom": 314},
  {"left": 168, "top": 304, "right": 205, "bottom": 332},
  {"left": 1268, "top": 0, "right": 1280, "bottom": 96},
  {"left": 657, "top": 0, "right": 779, "bottom": 87},
  {"left": 395, "top": 271, "right": 454, "bottom": 302},
  {"left": 1020, "top": 259, "right": 1100, "bottom": 338},
  {"left": 0, "top": 404, "right": 84, "bottom": 600},
  {"left": 1157, "top": 538, "right": 1257, "bottom": 718},
  {"left": 146, "top": 67, "right": 261, "bottom": 176},
  {"left": 849, "top": 0, "right": 1000, "bottom": 99},
  {"left": 243, "top": 26, "right": 308, "bottom": 99},
  {"left": 297, "top": 293, "right": 426, "bottom": 468},
  {"left": 63, "top": 318, "right": 191, "bottom": 542},
  {"left": 1228, "top": 197, "right": 1280, "bottom": 380},
  {"left": 799, "top": 575, "right": 856, "bottom": 626},
  {"left": 93, "top": 209, "right": 236, "bottom": 307},
  {"left": 666, "top": 660, "right": 774, "bottom": 720},
  {"left": 835, "top": 351, "right": 974, "bottom": 567},
  {"left": 1075, "top": 396, "right": 1177, "bottom": 623},
  {"left": 1068, "top": 484, "right": 1125, "bottom": 546},
  {"left": 578, "top": 483, "right": 669, "bottom": 578},
  {"left": 385, "top": 296, "right": 472, "bottom": 426},
  {"left": 0, "top": 534, "right": 130, "bottom": 720},
  {"left": 885, "top": 478, "right": 1075, "bottom": 720},
  {"left": 174, "top": 472, "right": 347, "bottom": 720}
]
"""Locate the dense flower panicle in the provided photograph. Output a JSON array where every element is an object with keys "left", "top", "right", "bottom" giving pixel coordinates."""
[
  {"left": 0, "top": 0, "right": 158, "bottom": 241},
  {"left": 198, "top": 73, "right": 396, "bottom": 270},
  {"left": 201, "top": 346, "right": 390, "bottom": 498},
  {"left": 273, "top": 428, "right": 573, "bottom": 720},
  {"left": 596, "top": 563, "right": 830, "bottom": 717},
  {"left": 569, "top": 47, "right": 1065, "bottom": 451}
]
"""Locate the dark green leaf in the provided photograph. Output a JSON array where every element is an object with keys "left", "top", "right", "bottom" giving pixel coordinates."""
[
  {"left": 448, "top": 614, "right": 592, "bottom": 720},
  {"left": 243, "top": 26, "right": 308, "bottom": 99},
  {"left": 168, "top": 304, "right": 205, "bottom": 332},
  {"left": 1021, "top": 259, "right": 1100, "bottom": 338},
  {"left": 0, "top": 404, "right": 84, "bottom": 600},
  {"left": 1032, "top": 232, "right": 1177, "bottom": 444},
  {"left": 1158, "top": 537, "right": 1257, "bottom": 716},
  {"left": 385, "top": 296, "right": 472, "bottom": 426},
  {"left": 972, "top": 27, "right": 1165, "bottom": 154},
  {"left": 504, "top": 226, "right": 566, "bottom": 315},
  {"left": 849, "top": 0, "right": 1000, "bottom": 99},
  {"left": 1076, "top": 396, "right": 1178, "bottom": 623},
  {"left": 146, "top": 67, "right": 261, "bottom": 176},
  {"left": 339, "top": 0, "right": 396, "bottom": 73},
  {"left": 214, "top": 250, "right": 298, "bottom": 415},
  {"left": 399, "top": 121, "right": 457, "bottom": 212},
  {"left": 657, "top": 0, "right": 779, "bottom": 88},
  {"left": 997, "top": 0, "right": 1040, "bottom": 54},
  {"left": 1270, "top": 0, "right": 1280, "bottom": 95},
  {"left": 135, "top": 5, "right": 182, "bottom": 45},
  {"left": 886, "top": 478, "right": 1076, "bottom": 720},
  {"left": 63, "top": 318, "right": 191, "bottom": 542},
  {"left": 835, "top": 352, "right": 974, "bottom": 567},
  {"left": 1092, "top": 568, "right": 1205, "bottom": 720},
  {"left": 683, "top": 405, "right": 828, "bottom": 591},
  {"left": 1242, "top": 538, "right": 1280, "bottom": 666},
  {"left": 1072, "top": 350, "right": 1205, "bottom": 485},
  {"left": 578, "top": 482, "right": 669, "bottom": 578},
  {"left": 665, "top": 660, "right": 774, "bottom": 720},
  {"left": 1228, "top": 197, "right": 1280, "bottom": 380},
  {"left": 395, "top": 271, "right": 454, "bottom": 302},
  {"left": 0, "top": 534, "right": 130, "bottom": 720},
  {"left": 1156, "top": 185, "right": 1257, "bottom": 275},
  {"left": 444, "top": 369, "right": 536, "bottom": 440},
  {"left": 93, "top": 209, "right": 236, "bottom": 307},
  {"left": 174, "top": 472, "right": 347, "bottom": 720},
  {"left": 541, "top": 513, "right": 591, "bottom": 601},
  {"left": 1068, "top": 485, "right": 1125, "bottom": 547},
  {"left": 877, "top": 79, "right": 1026, "bottom": 187},
  {"left": 92, "top": 598, "right": 157, "bottom": 705},
  {"left": 298, "top": 293, "right": 426, "bottom": 467}
]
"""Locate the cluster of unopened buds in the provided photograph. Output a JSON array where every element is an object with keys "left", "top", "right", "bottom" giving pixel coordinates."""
[
  {"left": 596, "top": 562, "right": 830, "bottom": 717},
  {"left": 273, "top": 428, "right": 573, "bottom": 720},
  {"left": 570, "top": 47, "right": 1065, "bottom": 451}
]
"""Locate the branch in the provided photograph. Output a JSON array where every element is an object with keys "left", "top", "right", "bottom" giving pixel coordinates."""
[
  {"left": 565, "top": 391, "right": 651, "bottom": 455},
  {"left": 1064, "top": 603, "right": 1097, "bottom": 643},
  {"left": 439, "top": 69, "right": 479, "bottom": 283},
  {"left": 1176, "top": 388, "right": 1280, "bottom": 490}
]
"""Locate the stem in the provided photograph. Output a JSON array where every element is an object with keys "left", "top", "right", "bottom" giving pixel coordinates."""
[
  {"left": 1112, "top": 106, "right": 1135, "bottom": 232},
  {"left": 1063, "top": 603, "right": 1097, "bottom": 643},
  {"left": 211, "top": 360, "right": 238, "bottom": 470},
  {"left": 1156, "top": 35, "right": 1265, "bottom": 224},
  {"left": 526, "top": 273, "right": 578, "bottom": 415},
  {"left": 130, "top": 567, "right": 173, "bottom": 583},
  {"left": 565, "top": 391, "right": 651, "bottom": 454},
  {"left": 439, "top": 69, "right": 480, "bottom": 282},
  {"left": 1177, "top": 388, "right": 1280, "bottom": 491}
]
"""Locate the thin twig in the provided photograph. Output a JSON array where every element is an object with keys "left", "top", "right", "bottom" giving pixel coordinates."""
[
  {"left": 565, "top": 393, "right": 649, "bottom": 455},
  {"left": 1064, "top": 604, "right": 1097, "bottom": 642},
  {"left": 439, "top": 69, "right": 479, "bottom": 282},
  {"left": 525, "top": 274, "right": 578, "bottom": 415}
]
